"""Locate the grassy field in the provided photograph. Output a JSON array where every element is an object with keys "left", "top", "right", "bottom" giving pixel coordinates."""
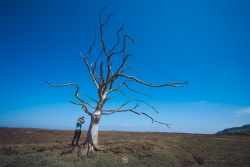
[{"left": 0, "top": 128, "right": 249, "bottom": 167}]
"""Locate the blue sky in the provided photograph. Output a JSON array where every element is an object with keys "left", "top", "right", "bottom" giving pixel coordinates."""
[{"left": 0, "top": 0, "right": 249, "bottom": 134}]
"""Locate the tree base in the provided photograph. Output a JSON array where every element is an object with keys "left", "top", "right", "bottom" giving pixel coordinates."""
[{"left": 78, "top": 141, "right": 102, "bottom": 156}]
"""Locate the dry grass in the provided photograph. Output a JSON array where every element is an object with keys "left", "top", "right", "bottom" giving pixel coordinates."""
[{"left": 0, "top": 128, "right": 250, "bottom": 167}]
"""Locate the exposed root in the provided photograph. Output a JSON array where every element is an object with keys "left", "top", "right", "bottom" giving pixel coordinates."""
[
  {"left": 78, "top": 144, "right": 88, "bottom": 156},
  {"left": 78, "top": 141, "right": 102, "bottom": 156}
]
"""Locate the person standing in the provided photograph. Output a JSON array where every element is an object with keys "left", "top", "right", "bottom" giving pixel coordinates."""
[{"left": 71, "top": 116, "right": 85, "bottom": 146}]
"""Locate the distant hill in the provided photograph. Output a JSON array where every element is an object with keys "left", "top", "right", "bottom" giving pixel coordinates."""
[{"left": 216, "top": 124, "right": 250, "bottom": 135}]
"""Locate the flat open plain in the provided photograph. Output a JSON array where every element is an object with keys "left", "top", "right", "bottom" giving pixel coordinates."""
[{"left": 0, "top": 128, "right": 249, "bottom": 167}]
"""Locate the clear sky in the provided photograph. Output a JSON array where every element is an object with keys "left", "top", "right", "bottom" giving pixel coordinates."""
[{"left": 0, "top": 0, "right": 249, "bottom": 134}]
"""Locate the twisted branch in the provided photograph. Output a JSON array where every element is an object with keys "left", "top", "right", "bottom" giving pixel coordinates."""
[
  {"left": 45, "top": 80, "right": 92, "bottom": 116},
  {"left": 110, "top": 34, "right": 140, "bottom": 57},
  {"left": 68, "top": 101, "right": 96, "bottom": 109},
  {"left": 117, "top": 73, "right": 188, "bottom": 88},
  {"left": 106, "top": 80, "right": 132, "bottom": 94},
  {"left": 79, "top": 26, "right": 100, "bottom": 89},
  {"left": 79, "top": 90, "right": 98, "bottom": 103},
  {"left": 92, "top": 50, "right": 103, "bottom": 72},
  {"left": 123, "top": 82, "right": 154, "bottom": 98},
  {"left": 108, "top": 24, "right": 124, "bottom": 54},
  {"left": 118, "top": 89, "right": 158, "bottom": 113},
  {"left": 99, "top": 6, "right": 114, "bottom": 57},
  {"left": 102, "top": 104, "right": 171, "bottom": 128},
  {"left": 80, "top": 52, "right": 99, "bottom": 89}
]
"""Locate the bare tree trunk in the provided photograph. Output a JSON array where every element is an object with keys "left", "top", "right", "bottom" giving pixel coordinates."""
[{"left": 79, "top": 111, "right": 101, "bottom": 156}]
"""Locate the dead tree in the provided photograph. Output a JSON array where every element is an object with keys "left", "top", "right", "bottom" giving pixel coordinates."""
[{"left": 46, "top": 7, "right": 188, "bottom": 155}]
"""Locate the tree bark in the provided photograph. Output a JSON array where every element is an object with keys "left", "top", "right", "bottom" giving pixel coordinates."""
[{"left": 79, "top": 111, "right": 101, "bottom": 156}]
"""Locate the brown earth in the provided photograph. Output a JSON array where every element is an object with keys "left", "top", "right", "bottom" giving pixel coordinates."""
[{"left": 0, "top": 128, "right": 250, "bottom": 167}]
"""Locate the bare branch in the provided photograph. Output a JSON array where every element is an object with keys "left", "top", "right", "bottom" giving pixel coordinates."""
[
  {"left": 105, "top": 56, "right": 112, "bottom": 81},
  {"left": 117, "top": 73, "right": 188, "bottom": 88},
  {"left": 46, "top": 81, "right": 82, "bottom": 101},
  {"left": 102, "top": 102, "right": 138, "bottom": 114},
  {"left": 102, "top": 104, "right": 171, "bottom": 128},
  {"left": 79, "top": 90, "right": 98, "bottom": 103},
  {"left": 102, "top": 32, "right": 140, "bottom": 86},
  {"left": 102, "top": 53, "right": 130, "bottom": 93},
  {"left": 107, "top": 78, "right": 116, "bottom": 92},
  {"left": 106, "top": 96, "right": 115, "bottom": 100},
  {"left": 45, "top": 80, "right": 92, "bottom": 116},
  {"left": 80, "top": 52, "right": 99, "bottom": 89},
  {"left": 90, "top": 56, "right": 102, "bottom": 85},
  {"left": 108, "top": 24, "right": 124, "bottom": 54},
  {"left": 99, "top": 7, "right": 114, "bottom": 57},
  {"left": 115, "top": 53, "right": 132, "bottom": 74},
  {"left": 118, "top": 89, "right": 158, "bottom": 113},
  {"left": 69, "top": 101, "right": 81, "bottom": 105},
  {"left": 124, "top": 66, "right": 143, "bottom": 72},
  {"left": 92, "top": 70, "right": 101, "bottom": 84},
  {"left": 110, "top": 57, "right": 118, "bottom": 76},
  {"left": 102, "top": 13, "right": 115, "bottom": 26},
  {"left": 99, "top": 62, "right": 104, "bottom": 83},
  {"left": 123, "top": 82, "right": 154, "bottom": 98},
  {"left": 92, "top": 50, "right": 103, "bottom": 72},
  {"left": 69, "top": 100, "right": 96, "bottom": 109},
  {"left": 124, "top": 34, "right": 140, "bottom": 45},
  {"left": 101, "top": 54, "right": 132, "bottom": 91},
  {"left": 99, "top": 6, "right": 114, "bottom": 26},
  {"left": 109, "top": 34, "right": 140, "bottom": 57},
  {"left": 106, "top": 80, "right": 133, "bottom": 94},
  {"left": 98, "top": 7, "right": 116, "bottom": 86},
  {"left": 98, "top": 9, "right": 141, "bottom": 94},
  {"left": 78, "top": 27, "right": 100, "bottom": 89},
  {"left": 82, "top": 103, "right": 92, "bottom": 116},
  {"left": 84, "top": 27, "right": 97, "bottom": 59}
]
